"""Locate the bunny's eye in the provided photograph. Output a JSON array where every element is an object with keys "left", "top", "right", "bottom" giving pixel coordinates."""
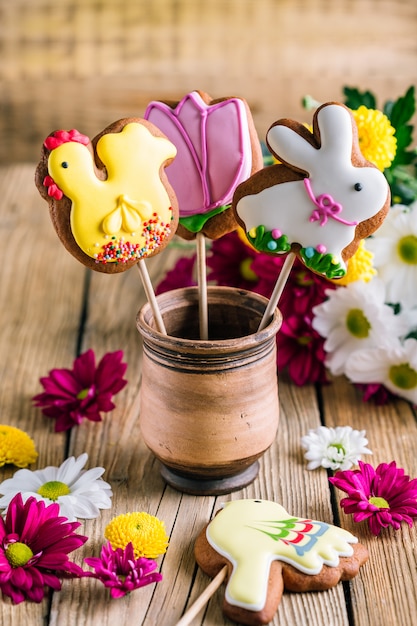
[
  {"left": 354, "top": 182, "right": 363, "bottom": 191},
  {"left": 61, "top": 161, "right": 69, "bottom": 169}
]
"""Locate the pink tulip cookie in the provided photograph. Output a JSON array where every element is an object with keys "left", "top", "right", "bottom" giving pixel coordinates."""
[
  {"left": 35, "top": 118, "right": 179, "bottom": 273},
  {"left": 144, "top": 90, "right": 263, "bottom": 240},
  {"left": 233, "top": 102, "right": 390, "bottom": 279},
  {"left": 195, "top": 499, "right": 369, "bottom": 626}
]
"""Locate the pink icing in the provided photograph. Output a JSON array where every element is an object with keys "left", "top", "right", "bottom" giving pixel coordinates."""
[
  {"left": 144, "top": 91, "right": 252, "bottom": 217},
  {"left": 303, "top": 178, "right": 358, "bottom": 227},
  {"left": 44, "top": 130, "right": 90, "bottom": 151}
]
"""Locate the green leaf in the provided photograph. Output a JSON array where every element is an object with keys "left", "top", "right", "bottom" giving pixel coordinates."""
[
  {"left": 343, "top": 87, "right": 376, "bottom": 110},
  {"left": 387, "top": 86, "right": 415, "bottom": 129}
]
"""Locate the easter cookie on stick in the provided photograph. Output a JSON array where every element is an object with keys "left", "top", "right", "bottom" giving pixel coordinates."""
[
  {"left": 178, "top": 499, "right": 369, "bottom": 626},
  {"left": 35, "top": 118, "right": 179, "bottom": 333},
  {"left": 35, "top": 118, "right": 178, "bottom": 273},
  {"left": 233, "top": 102, "right": 390, "bottom": 329}
]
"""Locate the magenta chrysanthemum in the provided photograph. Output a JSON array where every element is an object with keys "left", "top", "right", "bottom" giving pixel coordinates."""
[
  {"left": 84, "top": 541, "right": 162, "bottom": 598},
  {"left": 32, "top": 349, "right": 128, "bottom": 432},
  {"left": 330, "top": 460, "right": 417, "bottom": 536},
  {"left": 0, "top": 493, "right": 87, "bottom": 604}
]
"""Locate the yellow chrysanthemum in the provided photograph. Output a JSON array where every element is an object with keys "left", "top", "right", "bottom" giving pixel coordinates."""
[
  {"left": 331, "top": 240, "right": 376, "bottom": 286},
  {"left": 104, "top": 511, "right": 169, "bottom": 559},
  {"left": 351, "top": 106, "right": 397, "bottom": 171},
  {"left": 0, "top": 425, "right": 38, "bottom": 468}
]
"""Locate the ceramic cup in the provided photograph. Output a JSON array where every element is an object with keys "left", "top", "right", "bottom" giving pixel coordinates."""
[{"left": 136, "top": 286, "right": 282, "bottom": 495}]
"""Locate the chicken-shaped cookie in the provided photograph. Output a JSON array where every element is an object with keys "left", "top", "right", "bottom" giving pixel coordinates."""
[
  {"left": 195, "top": 499, "right": 369, "bottom": 626},
  {"left": 35, "top": 119, "right": 178, "bottom": 273},
  {"left": 233, "top": 103, "right": 390, "bottom": 279},
  {"left": 144, "top": 90, "right": 262, "bottom": 240}
]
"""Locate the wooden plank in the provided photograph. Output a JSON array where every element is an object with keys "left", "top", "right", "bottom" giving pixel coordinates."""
[
  {"left": 0, "top": 165, "right": 85, "bottom": 622},
  {"left": 322, "top": 376, "right": 417, "bottom": 626}
]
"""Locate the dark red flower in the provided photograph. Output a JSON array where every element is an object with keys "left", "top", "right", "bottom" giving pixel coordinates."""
[
  {"left": 33, "top": 349, "right": 127, "bottom": 432},
  {"left": 277, "top": 314, "right": 328, "bottom": 385},
  {"left": 0, "top": 494, "right": 87, "bottom": 604},
  {"left": 156, "top": 255, "right": 197, "bottom": 294}
]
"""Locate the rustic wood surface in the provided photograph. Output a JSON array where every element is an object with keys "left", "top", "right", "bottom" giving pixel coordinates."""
[
  {"left": 1, "top": 163, "right": 417, "bottom": 625},
  {"left": 1, "top": 0, "right": 416, "bottom": 163}
]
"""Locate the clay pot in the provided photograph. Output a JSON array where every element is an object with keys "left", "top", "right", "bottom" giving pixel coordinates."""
[{"left": 136, "top": 286, "right": 282, "bottom": 495}]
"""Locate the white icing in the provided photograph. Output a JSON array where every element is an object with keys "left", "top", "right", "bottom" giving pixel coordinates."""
[{"left": 236, "top": 104, "right": 389, "bottom": 266}]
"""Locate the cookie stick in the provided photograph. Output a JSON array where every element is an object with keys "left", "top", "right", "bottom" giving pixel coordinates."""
[
  {"left": 233, "top": 102, "right": 390, "bottom": 331},
  {"left": 175, "top": 565, "right": 228, "bottom": 626},
  {"left": 35, "top": 119, "right": 179, "bottom": 335},
  {"left": 145, "top": 91, "right": 263, "bottom": 340}
]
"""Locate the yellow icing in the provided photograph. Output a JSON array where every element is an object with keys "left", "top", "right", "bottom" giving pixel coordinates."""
[
  {"left": 206, "top": 499, "right": 357, "bottom": 611},
  {"left": 47, "top": 123, "right": 177, "bottom": 263}
]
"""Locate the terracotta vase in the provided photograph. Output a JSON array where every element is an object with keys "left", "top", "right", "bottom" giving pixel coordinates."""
[{"left": 136, "top": 286, "right": 282, "bottom": 495}]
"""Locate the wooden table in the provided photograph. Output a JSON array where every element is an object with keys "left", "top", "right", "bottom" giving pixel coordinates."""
[{"left": 1, "top": 163, "right": 417, "bottom": 625}]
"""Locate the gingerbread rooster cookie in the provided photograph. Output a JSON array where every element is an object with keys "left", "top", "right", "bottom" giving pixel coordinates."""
[
  {"left": 144, "top": 90, "right": 263, "bottom": 240},
  {"left": 233, "top": 102, "right": 390, "bottom": 279},
  {"left": 195, "top": 499, "right": 369, "bottom": 626},
  {"left": 35, "top": 118, "right": 179, "bottom": 273}
]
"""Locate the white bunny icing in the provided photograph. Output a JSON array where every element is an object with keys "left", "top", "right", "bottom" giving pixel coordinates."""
[{"left": 235, "top": 104, "right": 389, "bottom": 278}]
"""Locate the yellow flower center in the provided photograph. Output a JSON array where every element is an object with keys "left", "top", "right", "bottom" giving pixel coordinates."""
[
  {"left": 37, "top": 480, "right": 71, "bottom": 500},
  {"left": 77, "top": 388, "right": 90, "bottom": 400},
  {"left": 6, "top": 542, "right": 34, "bottom": 567},
  {"left": 0, "top": 424, "right": 38, "bottom": 468},
  {"left": 368, "top": 496, "right": 390, "bottom": 509},
  {"left": 346, "top": 308, "right": 371, "bottom": 338},
  {"left": 397, "top": 235, "right": 417, "bottom": 265},
  {"left": 389, "top": 363, "right": 417, "bottom": 390},
  {"left": 239, "top": 258, "right": 258, "bottom": 282},
  {"left": 105, "top": 511, "right": 169, "bottom": 560}
]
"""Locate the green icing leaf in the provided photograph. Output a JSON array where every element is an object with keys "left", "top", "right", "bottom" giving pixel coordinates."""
[
  {"left": 247, "top": 226, "right": 291, "bottom": 254},
  {"left": 300, "top": 248, "right": 346, "bottom": 279},
  {"left": 179, "top": 204, "right": 230, "bottom": 233}
]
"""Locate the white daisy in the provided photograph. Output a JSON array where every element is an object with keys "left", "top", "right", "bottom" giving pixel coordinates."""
[
  {"left": 0, "top": 453, "right": 112, "bottom": 522},
  {"left": 301, "top": 425, "right": 372, "bottom": 471},
  {"left": 311, "top": 278, "right": 409, "bottom": 376},
  {"left": 367, "top": 202, "right": 417, "bottom": 308},
  {"left": 345, "top": 338, "right": 417, "bottom": 405}
]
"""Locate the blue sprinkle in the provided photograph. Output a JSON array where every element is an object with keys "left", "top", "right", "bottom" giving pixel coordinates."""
[
  {"left": 267, "top": 240, "right": 278, "bottom": 251},
  {"left": 304, "top": 247, "right": 315, "bottom": 259}
]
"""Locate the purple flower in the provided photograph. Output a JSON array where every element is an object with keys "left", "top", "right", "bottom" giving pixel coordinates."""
[
  {"left": 0, "top": 494, "right": 87, "bottom": 604},
  {"left": 330, "top": 460, "right": 417, "bottom": 536},
  {"left": 33, "top": 349, "right": 127, "bottom": 432},
  {"left": 84, "top": 541, "right": 162, "bottom": 598}
]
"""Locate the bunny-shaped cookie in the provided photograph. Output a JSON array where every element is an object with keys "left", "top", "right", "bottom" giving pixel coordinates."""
[{"left": 233, "top": 102, "right": 390, "bottom": 279}]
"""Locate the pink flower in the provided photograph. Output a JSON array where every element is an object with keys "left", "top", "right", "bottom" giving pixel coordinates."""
[
  {"left": 84, "top": 541, "right": 162, "bottom": 598},
  {"left": 207, "top": 231, "right": 264, "bottom": 291},
  {"left": 330, "top": 460, "right": 417, "bottom": 536},
  {"left": 33, "top": 349, "right": 127, "bottom": 432},
  {"left": 277, "top": 314, "right": 328, "bottom": 385},
  {"left": 0, "top": 494, "right": 87, "bottom": 604},
  {"left": 156, "top": 255, "right": 197, "bottom": 295}
]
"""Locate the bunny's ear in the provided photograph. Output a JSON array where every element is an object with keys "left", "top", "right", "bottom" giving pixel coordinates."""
[
  {"left": 314, "top": 104, "right": 353, "bottom": 161},
  {"left": 266, "top": 123, "right": 318, "bottom": 175}
]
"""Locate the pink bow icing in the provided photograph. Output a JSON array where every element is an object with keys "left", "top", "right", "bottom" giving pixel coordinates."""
[
  {"left": 144, "top": 92, "right": 251, "bottom": 217},
  {"left": 304, "top": 178, "right": 358, "bottom": 227}
]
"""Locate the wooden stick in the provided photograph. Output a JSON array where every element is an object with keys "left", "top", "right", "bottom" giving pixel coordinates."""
[
  {"left": 196, "top": 232, "right": 209, "bottom": 340},
  {"left": 257, "top": 251, "right": 296, "bottom": 331},
  {"left": 175, "top": 565, "right": 228, "bottom": 626},
  {"left": 136, "top": 259, "right": 167, "bottom": 335}
]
